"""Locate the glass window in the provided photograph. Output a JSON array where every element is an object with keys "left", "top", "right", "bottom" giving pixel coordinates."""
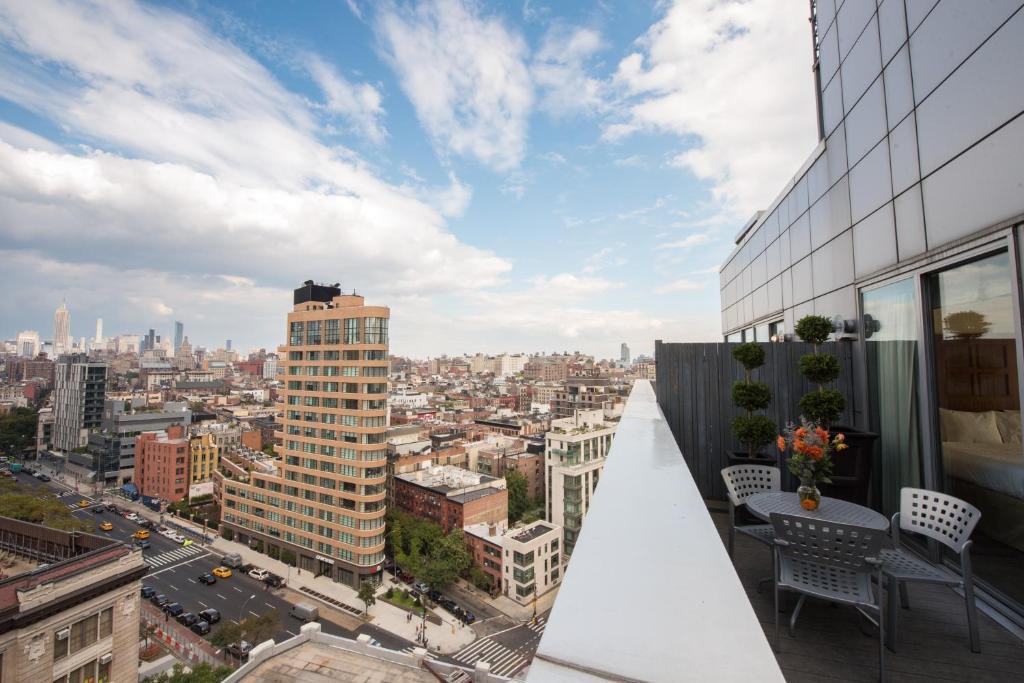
[
  {"left": 926, "top": 250, "right": 1023, "bottom": 606},
  {"left": 306, "top": 320, "right": 321, "bottom": 345},
  {"left": 754, "top": 324, "right": 770, "bottom": 341},
  {"left": 343, "top": 318, "right": 360, "bottom": 344},
  {"left": 363, "top": 317, "right": 388, "bottom": 344},
  {"left": 289, "top": 321, "right": 304, "bottom": 346},
  {"left": 325, "top": 319, "right": 340, "bottom": 345},
  {"left": 726, "top": 332, "right": 742, "bottom": 343},
  {"left": 769, "top": 320, "right": 785, "bottom": 341}
]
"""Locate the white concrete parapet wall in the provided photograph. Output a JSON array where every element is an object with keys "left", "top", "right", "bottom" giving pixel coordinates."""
[{"left": 528, "top": 380, "right": 784, "bottom": 682}]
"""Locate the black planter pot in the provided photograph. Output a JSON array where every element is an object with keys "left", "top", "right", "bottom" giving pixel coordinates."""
[
  {"left": 818, "top": 425, "right": 878, "bottom": 506},
  {"left": 726, "top": 450, "right": 779, "bottom": 468}
]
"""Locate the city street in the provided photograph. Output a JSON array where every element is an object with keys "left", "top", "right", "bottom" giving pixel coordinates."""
[
  {"left": 450, "top": 611, "right": 550, "bottom": 678},
  {"left": 8, "top": 471, "right": 416, "bottom": 655}
]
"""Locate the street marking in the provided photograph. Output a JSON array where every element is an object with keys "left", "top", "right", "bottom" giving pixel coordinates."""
[
  {"left": 264, "top": 602, "right": 274, "bottom": 609},
  {"left": 233, "top": 587, "right": 243, "bottom": 593},
  {"left": 231, "top": 619, "right": 239, "bottom": 625},
  {"left": 400, "top": 646, "right": 438, "bottom": 661},
  {"left": 186, "top": 578, "right": 196, "bottom": 584},
  {"left": 216, "top": 594, "right": 228, "bottom": 601},
  {"left": 249, "top": 610, "right": 259, "bottom": 617},
  {"left": 145, "top": 553, "right": 211, "bottom": 577},
  {"left": 167, "top": 584, "right": 179, "bottom": 591},
  {"left": 198, "top": 601, "right": 208, "bottom": 608},
  {"left": 286, "top": 629, "right": 297, "bottom": 636}
]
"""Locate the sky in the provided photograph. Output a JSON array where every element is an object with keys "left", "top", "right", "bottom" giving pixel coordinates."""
[{"left": 0, "top": 0, "right": 818, "bottom": 359}]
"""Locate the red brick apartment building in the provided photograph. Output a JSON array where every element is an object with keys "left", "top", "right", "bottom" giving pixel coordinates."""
[
  {"left": 393, "top": 465, "right": 508, "bottom": 533},
  {"left": 136, "top": 424, "right": 189, "bottom": 502}
]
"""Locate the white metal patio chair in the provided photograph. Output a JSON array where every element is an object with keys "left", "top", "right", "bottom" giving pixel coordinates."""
[
  {"left": 721, "top": 464, "right": 780, "bottom": 558},
  {"left": 881, "top": 488, "right": 982, "bottom": 653},
  {"left": 770, "top": 512, "right": 888, "bottom": 681}
]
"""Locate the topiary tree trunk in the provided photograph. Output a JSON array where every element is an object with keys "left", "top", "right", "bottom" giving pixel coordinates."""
[
  {"left": 730, "top": 342, "right": 777, "bottom": 457},
  {"left": 794, "top": 315, "right": 845, "bottom": 427}
]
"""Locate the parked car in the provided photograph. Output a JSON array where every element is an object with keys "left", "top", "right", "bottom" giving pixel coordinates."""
[
  {"left": 463, "top": 611, "right": 476, "bottom": 624},
  {"left": 36, "top": 474, "right": 51, "bottom": 482},
  {"left": 248, "top": 568, "right": 269, "bottom": 581},
  {"left": 191, "top": 620, "right": 211, "bottom": 636},
  {"left": 198, "top": 608, "right": 221, "bottom": 624},
  {"left": 221, "top": 552, "right": 244, "bottom": 568},
  {"left": 99, "top": 521, "right": 113, "bottom": 531},
  {"left": 163, "top": 602, "right": 185, "bottom": 617},
  {"left": 177, "top": 612, "right": 199, "bottom": 627},
  {"left": 198, "top": 573, "right": 217, "bottom": 585},
  {"left": 264, "top": 574, "right": 285, "bottom": 588},
  {"left": 227, "top": 641, "right": 253, "bottom": 660},
  {"left": 151, "top": 594, "right": 169, "bottom": 607},
  {"left": 90, "top": 505, "right": 103, "bottom": 514},
  {"left": 140, "top": 520, "right": 157, "bottom": 530},
  {"left": 135, "top": 539, "right": 151, "bottom": 549},
  {"left": 212, "top": 566, "right": 232, "bottom": 578},
  {"left": 289, "top": 602, "right": 319, "bottom": 622},
  {"left": 141, "top": 586, "right": 156, "bottom": 599},
  {"left": 413, "top": 582, "right": 430, "bottom": 595}
]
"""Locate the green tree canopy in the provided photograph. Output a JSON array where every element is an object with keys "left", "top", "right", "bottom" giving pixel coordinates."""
[
  {"left": 0, "top": 407, "right": 37, "bottom": 455},
  {"left": 357, "top": 580, "right": 377, "bottom": 615},
  {"left": 386, "top": 509, "right": 471, "bottom": 589},
  {"left": 0, "top": 477, "right": 91, "bottom": 531},
  {"left": 142, "top": 662, "right": 233, "bottom": 683},
  {"left": 505, "top": 470, "right": 529, "bottom": 524}
]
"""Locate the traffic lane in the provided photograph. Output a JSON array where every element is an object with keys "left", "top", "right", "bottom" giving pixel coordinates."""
[
  {"left": 143, "top": 553, "right": 316, "bottom": 644},
  {"left": 67, "top": 505, "right": 183, "bottom": 555}
]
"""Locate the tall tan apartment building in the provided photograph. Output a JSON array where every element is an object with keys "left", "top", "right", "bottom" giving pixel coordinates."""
[{"left": 218, "top": 282, "right": 389, "bottom": 587}]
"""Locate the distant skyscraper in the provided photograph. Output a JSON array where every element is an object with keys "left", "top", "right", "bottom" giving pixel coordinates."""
[
  {"left": 16, "top": 330, "right": 40, "bottom": 358},
  {"left": 53, "top": 300, "right": 71, "bottom": 355},
  {"left": 226, "top": 339, "right": 232, "bottom": 351},
  {"left": 143, "top": 328, "right": 155, "bottom": 352},
  {"left": 94, "top": 318, "right": 103, "bottom": 345},
  {"left": 173, "top": 321, "right": 184, "bottom": 353},
  {"left": 620, "top": 342, "right": 631, "bottom": 365}
]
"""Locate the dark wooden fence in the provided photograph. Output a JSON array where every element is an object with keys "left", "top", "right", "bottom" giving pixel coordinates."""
[{"left": 654, "top": 341, "right": 856, "bottom": 500}]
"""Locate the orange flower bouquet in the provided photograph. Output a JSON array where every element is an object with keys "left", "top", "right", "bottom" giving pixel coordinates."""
[{"left": 778, "top": 418, "right": 848, "bottom": 510}]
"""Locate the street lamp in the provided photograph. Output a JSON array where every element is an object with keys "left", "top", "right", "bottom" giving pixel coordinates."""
[{"left": 239, "top": 593, "right": 257, "bottom": 627}]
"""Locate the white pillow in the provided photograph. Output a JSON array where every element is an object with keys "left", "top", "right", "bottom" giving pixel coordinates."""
[
  {"left": 996, "top": 411, "right": 1022, "bottom": 445},
  {"left": 939, "top": 408, "right": 1002, "bottom": 445}
]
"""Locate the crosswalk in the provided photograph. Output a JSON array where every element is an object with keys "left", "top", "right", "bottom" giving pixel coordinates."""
[
  {"left": 452, "top": 637, "right": 528, "bottom": 677},
  {"left": 525, "top": 616, "right": 547, "bottom": 635},
  {"left": 144, "top": 544, "right": 206, "bottom": 568},
  {"left": 400, "top": 645, "right": 438, "bottom": 661}
]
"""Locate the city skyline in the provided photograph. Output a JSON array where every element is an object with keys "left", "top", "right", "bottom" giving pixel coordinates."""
[{"left": 0, "top": 0, "right": 817, "bottom": 357}]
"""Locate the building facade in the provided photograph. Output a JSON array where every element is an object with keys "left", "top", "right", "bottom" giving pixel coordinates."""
[
  {"left": 190, "top": 431, "right": 220, "bottom": 483},
  {"left": 0, "top": 516, "right": 146, "bottom": 683},
  {"left": 393, "top": 465, "right": 508, "bottom": 533},
  {"left": 14, "top": 330, "right": 40, "bottom": 358},
  {"left": 719, "top": 1, "right": 1024, "bottom": 617},
  {"left": 218, "top": 283, "right": 390, "bottom": 587},
  {"left": 52, "top": 301, "right": 70, "bottom": 356},
  {"left": 81, "top": 400, "right": 192, "bottom": 484},
  {"left": 501, "top": 521, "right": 563, "bottom": 605},
  {"left": 551, "top": 379, "right": 615, "bottom": 418},
  {"left": 52, "top": 354, "right": 107, "bottom": 452},
  {"left": 545, "top": 409, "right": 617, "bottom": 556},
  {"left": 136, "top": 425, "right": 190, "bottom": 502}
]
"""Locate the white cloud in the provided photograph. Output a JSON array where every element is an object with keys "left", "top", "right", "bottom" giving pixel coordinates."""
[
  {"left": 532, "top": 25, "right": 606, "bottom": 117},
  {"left": 659, "top": 233, "right": 713, "bottom": 249},
  {"left": 537, "top": 151, "right": 567, "bottom": 164},
  {"left": 654, "top": 277, "right": 705, "bottom": 294},
  {"left": 613, "top": 154, "right": 646, "bottom": 168},
  {"left": 0, "top": 0, "right": 511, "bottom": 352},
  {"left": 307, "top": 56, "right": 387, "bottom": 144},
  {"left": 606, "top": 0, "right": 818, "bottom": 220},
  {"left": 375, "top": 0, "right": 533, "bottom": 171}
]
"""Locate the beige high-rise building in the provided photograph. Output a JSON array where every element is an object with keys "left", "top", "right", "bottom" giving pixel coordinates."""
[{"left": 218, "top": 282, "right": 389, "bottom": 587}]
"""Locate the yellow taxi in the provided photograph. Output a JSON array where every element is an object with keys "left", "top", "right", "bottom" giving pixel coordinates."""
[
  {"left": 211, "top": 566, "right": 232, "bottom": 579},
  {"left": 78, "top": 499, "right": 91, "bottom": 508},
  {"left": 99, "top": 521, "right": 113, "bottom": 531},
  {"left": 133, "top": 529, "right": 150, "bottom": 540}
]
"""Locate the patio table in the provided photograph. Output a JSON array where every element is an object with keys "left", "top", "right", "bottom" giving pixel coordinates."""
[{"left": 746, "top": 491, "right": 889, "bottom": 531}]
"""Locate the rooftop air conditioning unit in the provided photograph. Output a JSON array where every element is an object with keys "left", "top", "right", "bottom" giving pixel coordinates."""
[
  {"left": 56, "top": 628, "right": 70, "bottom": 640},
  {"left": 99, "top": 653, "right": 113, "bottom": 665}
]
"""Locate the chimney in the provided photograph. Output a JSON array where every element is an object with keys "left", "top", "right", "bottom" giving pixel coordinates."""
[{"left": 488, "top": 524, "right": 496, "bottom": 537}]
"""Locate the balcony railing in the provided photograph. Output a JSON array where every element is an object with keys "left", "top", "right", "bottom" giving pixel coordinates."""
[{"left": 528, "top": 380, "right": 782, "bottom": 682}]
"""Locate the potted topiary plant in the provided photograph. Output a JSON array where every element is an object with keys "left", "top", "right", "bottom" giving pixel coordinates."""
[
  {"left": 727, "top": 342, "right": 778, "bottom": 466},
  {"left": 792, "top": 314, "right": 876, "bottom": 504}
]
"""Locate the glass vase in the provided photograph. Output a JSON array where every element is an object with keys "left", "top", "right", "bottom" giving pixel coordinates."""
[{"left": 797, "top": 484, "right": 821, "bottom": 511}]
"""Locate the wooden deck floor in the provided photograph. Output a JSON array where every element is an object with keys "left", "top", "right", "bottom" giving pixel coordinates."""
[{"left": 712, "top": 510, "right": 1024, "bottom": 682}]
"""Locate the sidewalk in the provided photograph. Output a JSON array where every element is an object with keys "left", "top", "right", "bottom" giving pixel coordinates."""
[{"left": 450, "top": 577, "right": 561, "bottom": 621}]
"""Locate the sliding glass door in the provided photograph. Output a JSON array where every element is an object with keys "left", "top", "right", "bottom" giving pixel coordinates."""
[
  {"left": 925, "top": 250, "right": 1024, "bottom": 606},
  {"left": 862, "top": 278, "right": 922, "bottom": 517}
]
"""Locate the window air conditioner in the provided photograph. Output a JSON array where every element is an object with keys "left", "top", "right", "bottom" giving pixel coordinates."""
[
  {"left": 56, "top": 628, "right": 70, "bottom": 640},
  {"left": 99, "top": 653, "right": 113, "bottom": 665}
]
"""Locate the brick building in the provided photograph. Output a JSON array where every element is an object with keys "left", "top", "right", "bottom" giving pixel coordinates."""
[
  {"left": 136, "top": 425, "right": 190, "bottom": 502},
  {"left": 476, "top": 438, "right": 545, "bottom": 501},
  {"left": 393, "top": 465, "right": 508, "bottom": 533},
  {"left": 463, "top": 521, "right": 507, "bottom": 593}
]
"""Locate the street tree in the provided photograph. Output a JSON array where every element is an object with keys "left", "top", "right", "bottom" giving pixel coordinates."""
[
  {"left": 420, "top": 529, "right": 471, "bottom": 589},
  {"left": 142, "top": 662, "right": 233, "bottom": 683},
  {"left": 505, "top": 470, "right": 529, "bottom": 523},
  {"left": 357, "top": 580, "right": 376, "bottom": 615}
]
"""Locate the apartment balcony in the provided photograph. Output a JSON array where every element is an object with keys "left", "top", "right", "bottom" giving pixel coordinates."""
[{"left": 529, "top": 380, "right": 1024, "bottom": 682}]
